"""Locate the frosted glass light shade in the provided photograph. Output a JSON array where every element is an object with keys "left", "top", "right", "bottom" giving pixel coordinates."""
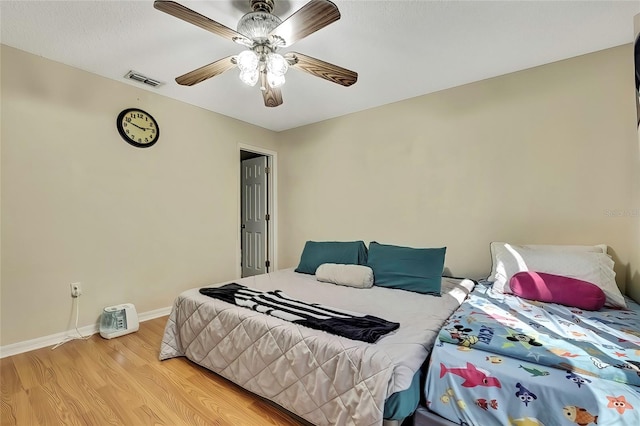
[
  {"left": 266, "top": 53, "right": 288, "bottom": 77},
  {"left": 239, "top": 69, "right": 259, "bottom": 86},
  {"left": 267, "top": 71, "right": 285, "bottom": 88},
  {"left": 237, "top": 50, "right": 259, "bottom": 72}
]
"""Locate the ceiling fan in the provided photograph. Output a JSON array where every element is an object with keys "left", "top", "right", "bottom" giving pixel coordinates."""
[{"left": 153, "top": 0, "right": 358, "bottom": 107}]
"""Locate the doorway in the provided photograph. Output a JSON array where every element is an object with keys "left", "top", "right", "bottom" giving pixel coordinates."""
[{"left": 239, "top": 145, "right": 277, "bottom": 278}]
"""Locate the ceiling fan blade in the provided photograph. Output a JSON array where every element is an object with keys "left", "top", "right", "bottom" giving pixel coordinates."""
[
  {"left": 260, "top": 72, "right": 283, "bottom": 107},
  {"left": 154, "top": 1, "right": 251, "bottom": 45},
  {"left": 286, "top": 52, "right": 357, "bottom": 87},
  {"left": 269, "top": 0, "right": 340, "bottom": 47},
  {"left": 175, "top": 56, "right": 236, "bottom": 86}
]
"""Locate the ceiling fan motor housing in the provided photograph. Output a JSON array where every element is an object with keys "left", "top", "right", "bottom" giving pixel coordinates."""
[{"left": 251, "top": 0, "right": 275, "bottom": 13}]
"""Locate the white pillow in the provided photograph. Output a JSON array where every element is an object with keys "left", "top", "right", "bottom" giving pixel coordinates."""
[
  {"left": 488, "top": 242, "right": 625, "bottom": 308},
  {"left": 316, "top": 263, "right": 374, "bottom": 289},
  {"left": 489, "top": 242, "right": 607, "bottom": 283}
]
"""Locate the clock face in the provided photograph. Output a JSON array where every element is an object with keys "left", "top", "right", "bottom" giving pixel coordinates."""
[{"left": 116, "top": 108, "right": 159, "bottom": 148}]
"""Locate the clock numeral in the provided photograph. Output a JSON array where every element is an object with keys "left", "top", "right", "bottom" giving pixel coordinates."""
[
  {"left": 125, "top": 117, "right": 131, "bottom": 123},
  {"left": 125, "top": 129, "right": 130, "bottom": 134},
  {"left": 145, "top": 138, "right": 149, "bottom": 142},
  {"left": 137, "top": 138, "right": 142, "bottom": 143}
]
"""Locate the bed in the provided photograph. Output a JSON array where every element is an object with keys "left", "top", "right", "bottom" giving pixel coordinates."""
[
  {"left": 159, "top": 268, "right": 474, "bottom": 425},
  {"left": 421, "top": 243, "right": 640, "bottom": 426}
]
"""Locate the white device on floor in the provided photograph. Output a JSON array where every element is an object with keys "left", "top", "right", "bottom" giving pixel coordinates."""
[{"left": 99, "top": 303, "right": 139, "bottom": 339}]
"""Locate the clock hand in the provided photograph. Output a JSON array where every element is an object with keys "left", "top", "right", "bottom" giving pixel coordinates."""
[{"left": 129, "top": 122, "right": 147, "bottom": 131}]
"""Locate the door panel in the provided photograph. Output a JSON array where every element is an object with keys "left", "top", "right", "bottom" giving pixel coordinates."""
[{"left": 241, "top": 156, "right": 268, "bottom": 277}]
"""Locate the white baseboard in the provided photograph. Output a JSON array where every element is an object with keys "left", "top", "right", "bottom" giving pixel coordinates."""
[{"left": 0, "top": 306, "right": 172, "bottom": 359}]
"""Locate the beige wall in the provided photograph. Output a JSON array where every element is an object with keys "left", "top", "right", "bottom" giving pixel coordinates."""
[
  {"left": 278, "top": 45, "right": 639, "bottom": 299},
  {"left": 0, "top": 45, "right": 277, "bottom": 346},
  {"left": 2, "top": 43, "right": 639, "bottom": 347}
]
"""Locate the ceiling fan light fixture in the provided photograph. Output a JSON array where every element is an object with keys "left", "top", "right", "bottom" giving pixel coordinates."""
[
  {"left": 266, "top": 53, "right": 288, "bottom": 88},
  {"left": 266, "top": 53, "right": 288, "bottom": 76},
  {"left": 267, "top": 71, "right": 285, "bottom": 88},
  {"left": 237, "top": 50, "right": 259, "bottom": 71},
  {"left": 237, "top": 11, "right": 282, "bottom": 40},
  {"left": 239, "top": 69, "right": 260, "bottom": 86}
]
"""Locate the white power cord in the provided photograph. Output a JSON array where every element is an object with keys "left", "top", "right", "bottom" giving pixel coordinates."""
[{"left": 51, "top": 296, "right": 92, "bottom": 350}]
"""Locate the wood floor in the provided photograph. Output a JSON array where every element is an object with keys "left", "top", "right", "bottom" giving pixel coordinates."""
[{"left": 1, "top": 316, "right": 305, "bottom": 426}]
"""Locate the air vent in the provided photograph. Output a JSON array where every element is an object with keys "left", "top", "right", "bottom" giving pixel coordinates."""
[{"left": 124, "top": 70, "right": 164, "bottom": 87}]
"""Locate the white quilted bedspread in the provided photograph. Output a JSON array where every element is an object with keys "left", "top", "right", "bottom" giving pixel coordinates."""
[{"left": 160, "top": 269, "right": 473, "bottom": 426}]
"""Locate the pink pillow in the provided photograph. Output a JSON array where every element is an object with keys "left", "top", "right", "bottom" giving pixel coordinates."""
[{"left": 509, "top": 271, "right": 606, "bottom": 311}]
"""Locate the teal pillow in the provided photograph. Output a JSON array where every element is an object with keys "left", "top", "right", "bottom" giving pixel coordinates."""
[
  {"left": 367, "top": 242, "right": 446, "bottom": 295},
  {"left": 295, "top": 241, "right": 368, "bottom": 275}
]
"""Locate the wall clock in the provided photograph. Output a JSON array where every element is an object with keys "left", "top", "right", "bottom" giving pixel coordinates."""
[{"left": 116, "top": 108, "right": 160, "bottom": 148}]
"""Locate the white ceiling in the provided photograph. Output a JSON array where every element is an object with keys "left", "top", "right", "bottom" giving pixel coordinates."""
[{"left": 2, "top": 1, "right": 639, "bottom": 132}]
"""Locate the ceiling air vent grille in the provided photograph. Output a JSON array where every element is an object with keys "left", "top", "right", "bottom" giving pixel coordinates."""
[{"left": 124, "top": 71, "right": 164, "bottom": 87}]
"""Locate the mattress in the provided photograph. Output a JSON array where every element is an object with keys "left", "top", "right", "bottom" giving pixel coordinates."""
[
  {"left": 160, "top": 269, "right": 474, "bottom": 426},
  {"left": 413, "top": 406, "right": 458, "bottom": 426},
  {"left": 424, "top": 285, "right": 640, "bottom": 425}
]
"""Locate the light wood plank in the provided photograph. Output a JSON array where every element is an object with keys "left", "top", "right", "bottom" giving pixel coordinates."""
[
  {"left": 1, "top": 388, "right": 41, "bottom": 426},
  {"left": 56, "top": 344, "right": 108, "bottom": 389},
  {"left": 26, "top": 383, "right": 80, "bottom": 426},
  {"left": 1, "top": 316, "right": 305, "bottom": 426}
]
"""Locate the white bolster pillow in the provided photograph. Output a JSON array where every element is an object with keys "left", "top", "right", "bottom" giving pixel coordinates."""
[{"left": 316, "top": 263, "right": 374, "bottom": 288}]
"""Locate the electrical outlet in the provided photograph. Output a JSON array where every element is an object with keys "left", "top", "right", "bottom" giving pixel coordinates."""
[{"left": 70, "top": 282, "right": 82, "bottom": 298}]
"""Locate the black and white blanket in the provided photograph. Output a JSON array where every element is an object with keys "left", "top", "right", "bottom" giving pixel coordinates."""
[{"left": 199, "top": 283, "right": 399, "bottom": 343}]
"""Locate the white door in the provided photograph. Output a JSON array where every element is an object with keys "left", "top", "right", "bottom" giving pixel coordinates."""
[{"left": 241, "top": 156, "right": 269, "bottom": 277}]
